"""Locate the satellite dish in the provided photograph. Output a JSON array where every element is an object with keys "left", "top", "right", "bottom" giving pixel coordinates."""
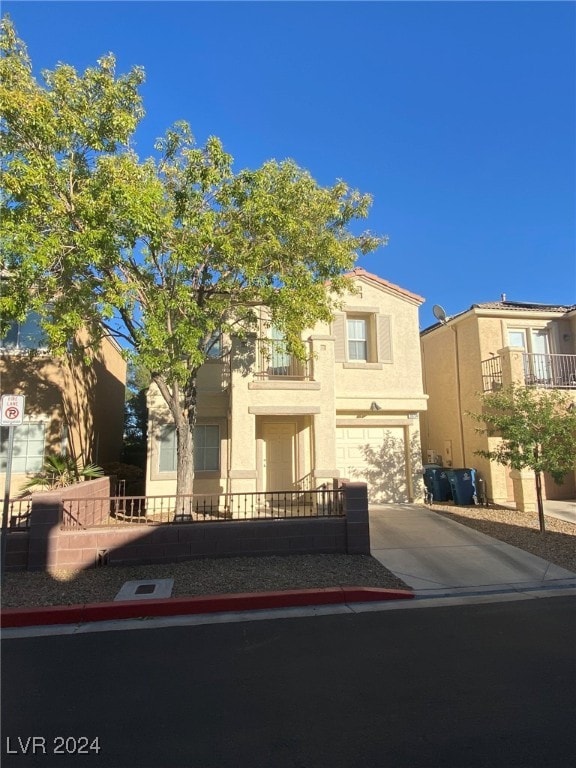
[{"left": 432, "top": 304, "right": 448, "bottom": 323}]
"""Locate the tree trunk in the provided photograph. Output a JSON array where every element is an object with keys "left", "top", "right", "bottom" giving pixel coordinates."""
[
  {"left": 152, "top": 370, "right": 199, "bottom": 515},
  {"left": 534, "top": 470, "right": 546, "bottom": 534},
  {"left": 175, "top": 418, "right": 195, "bottom": 504},
  {"left": 175, "top": 373, "right": 199, "bottom": 510}
]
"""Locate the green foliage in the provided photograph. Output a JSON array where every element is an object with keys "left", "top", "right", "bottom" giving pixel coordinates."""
[
  {"left": 19, "top": 453, "right": 104, "bottom": 494},
  {"left": 469, "top": 385, "right": 576, "bottom": 533},
  {"left": 122, "top": 361, "right": 149, "bottom": 470},
  {"left": 468, "top": 385, "right": 576, "bottom": 482},
  {"left": 1, "top": 18, "right": 385, "bottom": 494}
]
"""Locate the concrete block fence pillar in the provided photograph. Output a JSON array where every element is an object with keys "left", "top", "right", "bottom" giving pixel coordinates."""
[{"left": 342, "top": 482, "right": 370, "bottom": 555}]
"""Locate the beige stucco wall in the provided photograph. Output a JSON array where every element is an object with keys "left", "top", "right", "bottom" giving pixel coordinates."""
[
  {"left": 333, "top": 277, "right": 426, "bottom": 411},
  {"left": 146, "top": 359, "right": 230, "bottom": 497},
  {"left": 421, "top": 306, "right": 576, "bottom": 505},
  {"left": 146, "top": 273, "right": 428, "bottom": 499},
  {"left": 1, "top": 335, "right": 126, "bottom": 498}
]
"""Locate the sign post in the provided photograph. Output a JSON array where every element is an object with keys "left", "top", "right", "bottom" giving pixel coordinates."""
[{"left": 1, "top": 394, "right": 26, "bottom": 585}]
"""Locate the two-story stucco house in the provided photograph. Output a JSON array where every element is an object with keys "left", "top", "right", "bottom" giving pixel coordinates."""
[
  {"left": 420, "top": 299, "right": 576, "bottom": 509},
  {"left": 146, "top": 268, "right": 428, "bottom": 503},
  {"left": 0, "top": 313, "right": 127, "bottom": 497}
]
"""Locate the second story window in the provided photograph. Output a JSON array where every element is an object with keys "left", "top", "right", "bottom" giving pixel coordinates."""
[
  {"left": 347, "top": 317, "right": 368, "bottom": 361},
  {"left": 508, "top": 327, "right": 552, "bottom": 383},
  {"left": 1, "top": 312, "right": 47, "bottom": 352},
  {"left": 206, "top": 331, "right": 222, "bottom": 359},
  {"left": 269, "top": 327, "right": 292, "bottom": 375},
  {"left": 333, "top": 312, "right": 392, "bottom": 365},
  {"left": 508, "top": 328, "right": 549, "bottom": 355}
]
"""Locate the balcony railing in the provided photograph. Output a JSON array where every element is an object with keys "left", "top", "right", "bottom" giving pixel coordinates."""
[
  {"left": 482, "top": 352, "right": 576, "bottom": 392},
  {"left": 255, "top": 339, "right": 311, "bottom": 380},
  {"left": 522, "top": 353, "right": 576, "bottom": 389},
  {"left": 481, "top": 356, "right": 503, "bottom": 392}
]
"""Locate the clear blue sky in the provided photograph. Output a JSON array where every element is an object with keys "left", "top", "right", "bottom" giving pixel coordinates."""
[{"left": 4, "top": 0, "right": 575, "bottom": 329}]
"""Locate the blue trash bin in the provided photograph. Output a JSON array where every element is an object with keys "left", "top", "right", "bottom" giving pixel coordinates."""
[
  {"left": 423, "top": 465, "right": 452, "bottom": 502},
  {"left": 445, "top": 468, "right": 477, "bottom": 505}
]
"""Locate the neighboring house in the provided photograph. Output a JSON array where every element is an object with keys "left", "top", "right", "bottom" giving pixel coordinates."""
[
  {"left": 0, "top": 312, "right": 127, "bottom": 497},
  {"left": 420, "top": 299, "right": 576, "bottom": 508},
  {"left": 146, "top": 268, "right": 428, "bottom": 503}
]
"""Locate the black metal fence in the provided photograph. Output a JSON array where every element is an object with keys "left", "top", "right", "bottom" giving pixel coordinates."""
[
  {"left": 482, "top": 352, "right": 576, "bottom": 392},
  {"left": 7, "top": 498, "right": 32, "bottom": 529},
  {"left": 522, "top": 353, "right": 576, "bottom": 388},
  {"left": 59, "top": 487, "right": 345, "bottom": 529},
  {"left": 481, "top": 355, "right": 503, "bottom": 392}
]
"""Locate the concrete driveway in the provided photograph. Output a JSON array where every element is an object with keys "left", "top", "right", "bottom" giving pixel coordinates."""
[{"left": 369, "top": 504, "right": 576, "bottom": 597}]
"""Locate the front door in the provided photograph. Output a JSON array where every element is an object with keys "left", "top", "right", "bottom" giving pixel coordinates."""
[{"left": 263, "top": 422, "right": 295, "bottom": 492}]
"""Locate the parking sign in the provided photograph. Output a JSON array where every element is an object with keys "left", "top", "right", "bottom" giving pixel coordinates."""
[{"left": 0, "top": 394, "right": 26, "bottom": 426}]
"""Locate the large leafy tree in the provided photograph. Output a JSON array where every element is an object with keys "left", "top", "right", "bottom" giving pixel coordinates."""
[
  {"left": 0, "top": 18, "right": 384, "bottom": 496},
  {"left": 469, "top": 386, "right": 576, "bottom": 533}
]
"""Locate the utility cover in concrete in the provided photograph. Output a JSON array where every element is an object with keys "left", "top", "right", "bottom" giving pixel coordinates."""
[{"left": 114, "top": 579, "right": 174, "bottom": 602}]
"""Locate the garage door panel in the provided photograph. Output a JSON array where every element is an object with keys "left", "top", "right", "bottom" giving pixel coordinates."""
[{"left": 336, "top": 426, "right": 409, "bottom": 503}]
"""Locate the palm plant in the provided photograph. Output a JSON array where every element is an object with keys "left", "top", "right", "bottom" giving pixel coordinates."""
[{"left": 19, "top": 453, "right": 104, "bottom": 494}]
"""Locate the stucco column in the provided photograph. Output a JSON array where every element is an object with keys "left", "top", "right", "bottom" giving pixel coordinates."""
[
  {"left": 309, "top": 335, "right": 339, "bottom": 488},
  {"left": 509, "top": 468, "right": 537, "bottom": 513},
  {"left": 228, "top": 335, "right": 258, "bottom": 493},
  {"left": 498, "top": 346, "right": 526, "bottom": 387}
]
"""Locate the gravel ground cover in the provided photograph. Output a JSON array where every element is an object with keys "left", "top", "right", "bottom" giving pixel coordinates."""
[
  {"left": 1, "top": 553, "right": 409, "bottom": 609},
  {"left": 2, "top": 503, "right": 574, "bottom": 610},
  {"left": 428, "top": 502, "right": 576, "bottom": 573}
]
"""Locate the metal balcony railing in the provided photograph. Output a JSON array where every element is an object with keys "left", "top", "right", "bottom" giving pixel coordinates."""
[
  {"left": 482, "top": 352, "right": 576, "bottom": 391},
  {"left": 522, "top": 353, "right": 576, "bottom": 388},
  {"left": 255, "top": 339, "right": 311, "bottom": 380},
  {"left": 481, "top": 356, "right": 503, "bottom": 392}
]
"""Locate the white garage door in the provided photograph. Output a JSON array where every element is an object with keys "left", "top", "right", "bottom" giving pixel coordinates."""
[{"left": 336, "top": 426, "right": 409, "bottom": 503}]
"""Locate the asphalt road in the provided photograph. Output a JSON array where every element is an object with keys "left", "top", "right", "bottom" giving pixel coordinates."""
[{"left": 2, "top": 596, "right": 575, "bottom": 768}]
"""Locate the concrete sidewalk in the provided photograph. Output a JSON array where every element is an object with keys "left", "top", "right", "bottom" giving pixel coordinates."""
[
  {"left": 498, "top": 498, "right": 576, "bottom": 525},
  {"left": 369, "top": 504, "right": 576, "bottom": 598},
  {"left": 3, "top": 503, "right": 575, "bottom": 632}
]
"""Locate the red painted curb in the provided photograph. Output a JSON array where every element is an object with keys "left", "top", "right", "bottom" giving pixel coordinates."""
[{"left": 1, "top": 586, "right": 414, "bottom": 628}]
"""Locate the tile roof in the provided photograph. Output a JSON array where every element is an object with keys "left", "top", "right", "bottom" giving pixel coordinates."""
[
  {"left": 420, "top": 299, "right": 576, "bottom": 335},
  {"left": 343, "top": 267, "right": 425, "bottom": 304},
  {"left": 472, "top": 300, "right": 575, "bottom": 312}
]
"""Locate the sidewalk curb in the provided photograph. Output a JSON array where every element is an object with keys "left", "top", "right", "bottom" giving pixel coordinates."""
[{"left": 0, "top": 586, "right": 414, "bottom": 628}]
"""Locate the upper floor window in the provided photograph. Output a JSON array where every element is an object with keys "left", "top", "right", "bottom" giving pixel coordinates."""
[
  {"left": 268, "top": 327, "right": 293, "bottom": 375},
  {"left": 347, "top": 317, "right": 368, "bottom": 361},
  {"left": 333, "top": 312, "right": 392, "bottom": 365},
  {"left": 1, "top": 312, "right": 47, "bottom": 351},
  {"left": 158, "top": 424, "right": 220, "bottom": 473},
  {"left": 508, "top": 328, "right": 549, "bottom": 354},
  {"left": 206, "top": 331, "right": 222, "bottom": 359}
]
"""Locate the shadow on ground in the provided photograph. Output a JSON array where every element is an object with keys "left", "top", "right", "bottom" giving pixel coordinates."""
[{"left": 429, "top": 505, "right": 576, "bottom": 574}]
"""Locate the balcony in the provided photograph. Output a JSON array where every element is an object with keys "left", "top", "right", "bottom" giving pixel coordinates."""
[
  {"left": 522, "top": 353, "right": 576, "bottom": 389},
  {"left": 482, "top": 352, "right": 576, "bottom": 392},
  {"left": 254, "top": 339, "right": 311, "bottom": 381}
]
